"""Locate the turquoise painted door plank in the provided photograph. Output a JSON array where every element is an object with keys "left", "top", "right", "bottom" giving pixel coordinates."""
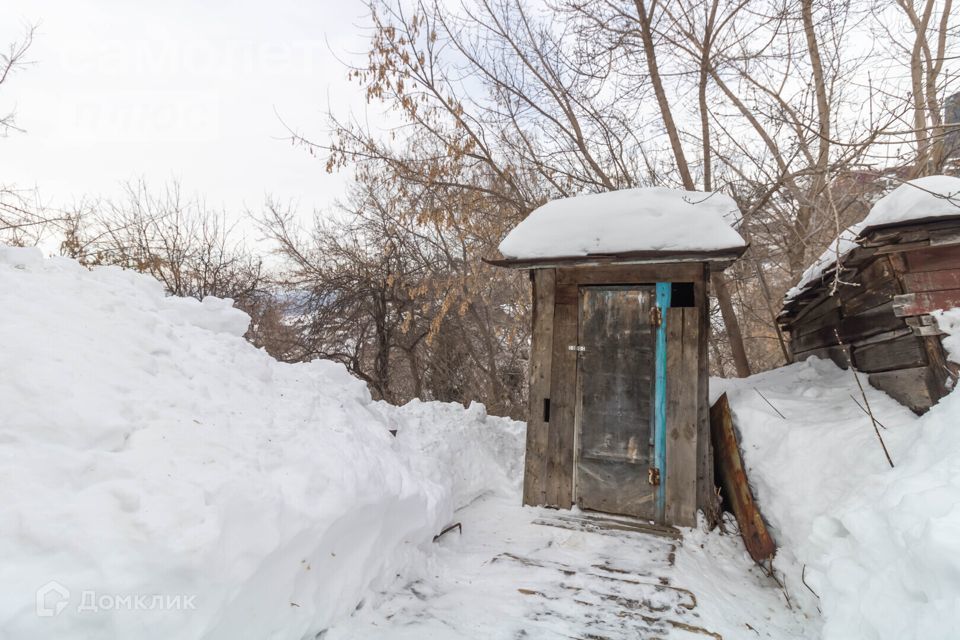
[{"left": 654, "top": 283, "right": 671, "bottom": 522}]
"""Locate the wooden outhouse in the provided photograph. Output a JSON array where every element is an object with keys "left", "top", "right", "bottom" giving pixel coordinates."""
[{"left": 490, "top": 188, "right": 747, "bottom": 527}]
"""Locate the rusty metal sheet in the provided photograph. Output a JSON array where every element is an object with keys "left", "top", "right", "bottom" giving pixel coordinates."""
[{"left": 710, "top": 393, "right": 776, "bottom": 564}]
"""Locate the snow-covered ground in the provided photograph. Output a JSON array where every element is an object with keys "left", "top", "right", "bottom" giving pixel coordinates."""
[
  {"left": 6, "top": 242, "right": 960, "bottom": 639},
  {"left": 0, "top": 245, "right": 520, "bottom": 639},
  {"left": 717, "top": 355, "right": 960, "bottom": 640}
]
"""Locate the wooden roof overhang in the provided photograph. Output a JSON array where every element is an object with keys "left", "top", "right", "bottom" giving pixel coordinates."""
[{"left": 484, "top": 245, "right": 749, "bottom": 271}]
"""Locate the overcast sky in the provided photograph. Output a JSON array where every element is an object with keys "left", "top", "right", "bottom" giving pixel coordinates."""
[{"left": 0, "top": 0, "right": 373, "bottom": 226}]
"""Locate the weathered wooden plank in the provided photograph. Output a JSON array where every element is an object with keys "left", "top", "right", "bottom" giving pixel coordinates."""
[
  {"left": 522, "top": 269, "right": 555, "bottom": 507},
  {"left": 840, "top": 276, "right": 901, "bottom": 316},
  {"left": 546, "top": 298, "right": 577, "bottom": 508},
  {"left": 710, "top": 394, "right": 776, "bottom": 564},
  {"left": 868, "top": 367, "right": 936, "bottom": 414},
  {"left": 556, "top": 263, "right": 702, "bottom": 287},
  {"left": 849, "top": 326, "right": 914, "bottom": 348},
  {"left": 790, "top": 291, "right": 840, "bottom": 326},
  {"left": 903, "top": 269, "right": 960, "bottom": 293},
  {"left": 904, "top": 245, "right": 960, "bottom": 273},
  {"left": 839, "top": 301, "right": 906, "bottom": 342},
  {"left": 791, "top": 325, "right": 842, "bottom": 353},
  {"left": 665, "top": 307, "right": 699, "bottom": 527},
  {"left": 922, "top": 335, "right": 957, "bottom": 404},
  {"left": 791, "top": 306, "right": 842, "bottom": 338},
  {"left": 852, "top": 334, "right": 928, "bottom": 373},
  {"left": 893, "top": 289, "right": 960, "bottom": 317},
  {"left": 695, "top": 266, "right": 715, "bottom": 523}
]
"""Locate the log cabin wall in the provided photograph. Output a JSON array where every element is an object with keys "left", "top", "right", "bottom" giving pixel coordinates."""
[
  {"left": 522, "top": 262, "right": 712, "bottom": 526},
  {"left": 780, "top": 219, "right": 960, "bottom": 413}
]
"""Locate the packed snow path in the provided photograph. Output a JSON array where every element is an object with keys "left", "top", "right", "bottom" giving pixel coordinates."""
[{"left": 326, "top": 495, "right": 815, "bottom": 639}]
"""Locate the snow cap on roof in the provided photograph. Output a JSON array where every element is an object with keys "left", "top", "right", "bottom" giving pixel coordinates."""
[
  {"left": 861, "top": 175, "right": 960, "bottom": 231},
  {"left": 498, "top": 187, "right": 747, "bottom": 261}
]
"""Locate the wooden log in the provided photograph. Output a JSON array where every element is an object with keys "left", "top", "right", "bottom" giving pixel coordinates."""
[
  {"left": 710, "top": 394, "right": 776, "bottom": 564},
  {"left": 546, "top": 298, "right": 577, "bottom": 508},
  {"left": 893, "top": 290, "right": 960, "bottom": 317},
  {"left": 665, "top": 307, "right": 699, "bottom": 528},
  {"left": 852, "top": 334, "right": 928, "bottom": 373},
  {"left": 868, "top": 367, "right": 937, "bottom": 414},
  {"left": 522, "top": 269, "right": 555, "bottom": 507}
]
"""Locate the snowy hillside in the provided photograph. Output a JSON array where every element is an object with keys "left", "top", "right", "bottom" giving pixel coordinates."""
[
  {"left": 0, "top": 246, "right": 522, "bottom": 639},
  {"left": 719, "top": 355, "right": 960, "bottom": 640}
]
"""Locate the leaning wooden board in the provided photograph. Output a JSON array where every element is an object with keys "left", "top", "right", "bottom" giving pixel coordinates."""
[{"left": 710, "top": 393, "right": 776, "bottom": 564}]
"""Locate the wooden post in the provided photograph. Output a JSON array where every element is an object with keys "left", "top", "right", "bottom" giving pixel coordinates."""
[{"left": 522, "top": 269, "right": 555, "bottom": 506}]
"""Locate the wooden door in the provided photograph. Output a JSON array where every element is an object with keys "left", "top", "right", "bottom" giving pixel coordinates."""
[{"left": 574, "top": 286, "right": 657, "bottom": 519}]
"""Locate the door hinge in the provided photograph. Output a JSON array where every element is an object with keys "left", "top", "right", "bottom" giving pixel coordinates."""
[
  {"left": 649, "top": 305, "right": 662, "bottom": 328},
  {"left": 567, "top": 345, "right": 586, "bottom": 352},
  {"left": 648, "top": 467, "right": 661, "bottom": 486}
]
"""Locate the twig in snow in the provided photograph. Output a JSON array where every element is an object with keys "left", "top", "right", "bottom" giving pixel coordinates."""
[
  {"left": 753, "top": 387, "right": 786, "bottom": 419},
  {"left": 849, "top": 394, "right": 888, "bottom": 430},
  {"left": 834, "top": 329, "right": 894, "bottom": 468}
]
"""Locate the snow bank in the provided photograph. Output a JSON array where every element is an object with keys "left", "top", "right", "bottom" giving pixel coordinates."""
[
  {"left": 719, "top": 340, "right": 960, "bottom": 639},
  {"left": 0, "top": 246, "right": 523, "bottom": 639},
  {"left": 498, "top": 187, "right": 746, "bottom": 260}
]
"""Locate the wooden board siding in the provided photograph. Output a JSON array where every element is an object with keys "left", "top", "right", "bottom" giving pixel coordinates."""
[
  {"left": 905, "top": 245, "right": 960, "bottom": 273},
  {"left": 903, "top": 269, "right": 960, "bottom": 292},
  {"left": 852, "top": 334, "right": 928, "bottom": 372},
  {"left": 664, "top": 306, "right": 700, "bottom": 527},
  {"left": 522, "top": 269, "right": 555, "bottom": 507},
  {"left": 893, "top": 290, "right": 960, "bottom": 317},
  {"left": 546, "top": 293, "right": 577, "bottom": 508},
  {"left": 782, "top": 226, "right": 960, "bottom": 415},
  {"left": 695, "top": 266, "right": 716, "bottom": 523}
]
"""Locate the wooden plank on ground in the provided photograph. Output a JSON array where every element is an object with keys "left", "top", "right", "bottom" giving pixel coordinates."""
[
  {"left": 852, "top": 334, "right": 928, "bottom": 373},
  {"left": 709, "top": 394, "right": 776, "bottom": 564},
  {"left": 893, "top": 289, "right": 960, "bottom": 317},
  {"left": 546, "top": 298, "right": 577, "bottom": 508},
  {"left": 523, "top": 268, "right": 555, "bottom": 507},
  {"left": 664, "top": 307, "right": 699, "bottom": 528}
]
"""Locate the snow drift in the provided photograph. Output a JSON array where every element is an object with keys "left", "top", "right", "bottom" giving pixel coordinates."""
[
  {"left": 0, "top": 245, "right": 523, "bottom": 639},
  {"left": 719, "top": 340, "right": 960, "bottom": 640}
]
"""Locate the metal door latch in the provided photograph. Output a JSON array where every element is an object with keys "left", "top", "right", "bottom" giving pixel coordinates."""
[
  {"left": 648, "top": 467, "right": 661, "bottom": 486},
  {"left": 567, "top": 345, "right": 586, "bottom": 352},
  {"left": 649, "top": 305, "right": 662, "bottom": 328}
]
